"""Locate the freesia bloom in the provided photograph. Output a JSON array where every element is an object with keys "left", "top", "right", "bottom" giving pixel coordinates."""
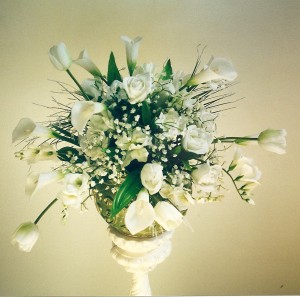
[
  {"left": 125, "top": 188, "right": 155, "bottom": 235},
  {"left": 12, "top": 118, "right": 54, "bottom": 143},
  {"left": 123, "top": 73, "right": 152, "bottom": 104},
  {"left": 11, "top": 222, "right": 39, "bottom": 252},
  {"left": 71, "top": 101, "right": 106, "bottom": 134},
  {"left": 258, "top": 129, "right": 287, "bottom": 154},
  {"left": 187, "top": 57, "right": 237, "bottom": 86},
  {"left": 58, "top": 192, "right": 83, "bottom": 209},
  {"left": 121, "top": 35, "right": 143, "bottom": 75},
  {"left": 49, "top": 42, "right": 72, "bottom": 71},
  {"left": 62, "top": 173, "right": 89, "bottom": 196},
  {"left": 141, "top": 163, "right": 164, "bottom": 195},
  {"left": 19, "top": 143, "right": 58, "bottom": 164},
  {"left": 25, "top": 170, "right": 63, "bottom": 198},
  {"left": 182, "top": 125, "right": 213, "bottom": 154},
  {"left": 191, "top": 163, "right": 222, "bottom": 192},
  {"left": 154, "top": 202, "right": 183, "bottom": 231},
  {"left": 74, "top": 49, "right": 102, "bottom": 77}
]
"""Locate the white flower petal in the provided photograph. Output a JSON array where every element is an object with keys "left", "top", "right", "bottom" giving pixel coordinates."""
[
  {"left": 154, "top": 201, "right": 183, "bottom": 231},
  {"left": 125, "top": 189, "right": 155, "bottom": 235},
  {"left": 74, "top": 49, "right": 102, "bottom": 77},
  {"left": 49, "top": 42, "right": 72, "bottom": 71},
  {"left": 11, "top": 222, "right": 39, "bottom": 252},
  {"left": 71, "top": 101, "right": 106, "bottom": 134},
  {"left": 258, "top": 129, "right": 287, "bottom": 154}
]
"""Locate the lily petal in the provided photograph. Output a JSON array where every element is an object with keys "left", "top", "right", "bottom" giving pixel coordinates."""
[
  {"left": 12, "top": 118, "right": 53, "bottom": 143},
  {"left": 125, "top": 189, "right": 155, "bottom": 235},
  {"left": 71, "top": 101, "right": 106, "bottom": 134},
  {"left": 74, "top": 49, "right": 102, "bottom": 77},
  {"left": 25, "top": 171, "right": 63, "bottom": 198}
]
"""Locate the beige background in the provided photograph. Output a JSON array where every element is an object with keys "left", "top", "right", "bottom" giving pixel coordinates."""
[{"left": 1, "top": 0, "right": 300, "bottom": 295}]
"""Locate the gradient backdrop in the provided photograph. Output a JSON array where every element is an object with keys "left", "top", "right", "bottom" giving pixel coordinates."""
[{"left": 1, "top": 0, "right": 300, "bottom": 295}]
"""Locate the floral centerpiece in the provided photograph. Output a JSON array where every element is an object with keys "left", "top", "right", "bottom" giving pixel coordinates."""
[{"left": 11, "top": 36, "right": 286, "bottom": 253}]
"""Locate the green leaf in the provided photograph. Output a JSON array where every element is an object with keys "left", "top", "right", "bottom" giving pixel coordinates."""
[
  {"left": 141, "top": 101, "right": 152, "bottom": 126},
  {"left": 182, "top": 160, "right": 193, "bottom": 171},
  {"left": 107, "top": 52, "right": 122, "bottom": 86},
  {"left": 171, "top": 145, "right": 182, "bottom": 156},
  {"left": 57, "top": 147, "right": 85, "bottom": 163},
  {"left": 160, "top": 59, "right": 173, "bottom": 80},
  {"left": 110, "top": 169, "right": 143, "bottom": 218}
]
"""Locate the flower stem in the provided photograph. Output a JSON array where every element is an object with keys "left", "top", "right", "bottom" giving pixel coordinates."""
[
  {"left": 66, "top": 69, "right": 90, "bottom": 101},
  {"left": 222, "top": 168, "right": 245, "bottom": 202},
  {"left": 34, "top": 198, "right": 58, "bottom": 224},
  {"left": 214, "top": 136, "right": 258, "bottom": 144}
]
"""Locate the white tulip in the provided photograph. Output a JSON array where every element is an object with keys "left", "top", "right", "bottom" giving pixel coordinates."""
[
  {"left": 191, "top": 163, "right": 222, "bottom": 192},
  {"left": 125, "top": 188, "right": 155, "bottom": 235},
  {"left": 154, "top": 201, "right": 183, "bottom": 231},
  {"left": 121, "top": 35, "right": 142, "bottom": 75},
  {"left": 12, "top": 118, "right": 54, "bottom": 143},
  {"left": 123, "top": 74, "right": 152, "bottom": 104},
  {"left": 141, "top": 163, "right": 164, "bottom": 195},
  {"left": 11, "top": 222, "right": 39, "bottom": 252},
  {"left": 49, "top": 42, "right": 72, "bottom": 71},
  {"left": 25, "top": 170, "right": 63, "bottom": 198},
  {"left": 182, "top": 125, "right": 213, "bottom": 154},
  {"left": 74, "top": 49, "right": 102, "bottom": 77},
  {"left": 71, "top": 101, "right": 106, "bottom": 134},
  {"left": 187, "top": 57, "right": 237, "bottom": 86},
  {"left": 258, "top": 129, "right": 287, "bottom": 154}
]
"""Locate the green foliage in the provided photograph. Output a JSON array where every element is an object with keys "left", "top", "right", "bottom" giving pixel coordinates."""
[
  {"left": 160, "top": 59, "right": 173, "bottom": 80},
  {"left": 141, "top": 101, "right": 152, "bottom": 126},
  {"left": 107, "top": 52, "right": 122, "bottom": 86},
  {"left": 57, "top": 147, "right": 85, "bottom": 163},
  {"left": 110, "top": 169, "right": 143, "bottom": 218}
]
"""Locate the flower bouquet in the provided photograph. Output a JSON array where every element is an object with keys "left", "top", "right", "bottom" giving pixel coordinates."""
[{"left": 11, "top": 36, "right": 286, "bottom": 295}]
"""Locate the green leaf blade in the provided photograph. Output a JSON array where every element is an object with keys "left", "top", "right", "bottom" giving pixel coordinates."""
[
  {"left": 160, "top": 59, "right": 173, "bottom": 80},
  {"left": 110, "top": 169, "right": 143, "bottom": 218},
  {"left": 107, "top": 52, "right": 122, "bottom": 86},
  {"left": 141, "top": 101, "right": 152, "bottom": 126}
]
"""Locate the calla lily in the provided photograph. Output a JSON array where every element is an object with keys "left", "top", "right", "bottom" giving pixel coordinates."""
[
  {"left": 121, "top": 35, "right": 143, "bottom": 75},
  {"left": 11, "top": 222, "right": 39, "bottom": 252},
  {"left": 19, "top": 143, "right": 58, "bottom": 164},
  {"left": 12, "top": 118, "right": 54, "bottom": 143},
  {"left": 258, "top": 129, "right": 287, "bottom": 154},
  {"left": 154, "top": 201, "right": 183, "bottom": 231},
  {"left": 74, "top": 49, "right": 102, "bottom": 77},
  {"left": 187, "top": 57, "right": 237, "bottom": 86},
  {"left": 49, "top": 42, "right": 72, "bottom": 71},
  {"left": 125, "top": 189, "right": 155, "bottom": 235},
  {"left": 81, "top": 78, "right": 102, "bottom": 100},
  {"left": 25, "top": 170, "right": 63, "bottom": 198},
  {"left": 71, "top": 101, "right": 106, "bottom": 134}
]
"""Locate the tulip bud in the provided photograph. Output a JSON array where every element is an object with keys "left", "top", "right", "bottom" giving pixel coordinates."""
[
  {"left": 11, "top": 222, "right": 39, "bottom": 252},
  {"left": 258, "top": 129, "right": 287, "bottom": 154},
  {"left": 49, "top": 42, "right": 72, "bottom": 71}
]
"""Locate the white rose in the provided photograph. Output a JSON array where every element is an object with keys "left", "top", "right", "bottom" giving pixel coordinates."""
[
  {"left": 90, "top": 110, "right": 114, "bottom": 132},
  {"left": 258, "top": 129, "right": 287, "bottom": 154},
  {"left": 123, "top": 73, "right": 152, "bottom": 104},
  {"left": 182, "top": 125, "right": 213, "bottom": 154},
  {"left": 11, "top": 222, "right": 39, "bottom": 252},
  {"left": 191, "top": 163, "right": 222, "bottom": 192},
  {"left": 122, "top": 147, "right": 149, "bottom": 167},
  {"left": 154, "top": 201, "right": 183, "bottom": 231},
  {"left": 140, "top": 163, "right": 164, "bottom": 195},
  {"left": 81, "top": 78, "right": 102, "bottom": 100}
]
